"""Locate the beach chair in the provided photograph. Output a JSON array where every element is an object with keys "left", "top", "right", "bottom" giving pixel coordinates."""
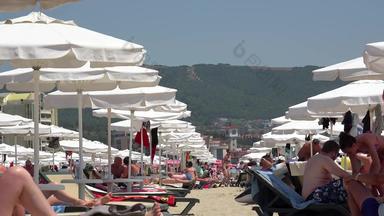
[{"left": 250, "top": 169, "right": 350, "bottom": 216}]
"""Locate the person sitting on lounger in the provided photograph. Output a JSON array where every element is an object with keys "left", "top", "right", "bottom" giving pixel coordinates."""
[
  {"left": 302, "top": 140, "right": 351, "bottom": 204},
  {"left": 121, "top": 156, "right": 141, "bottom": 178},
  {"left": 162, "top": 161, "right": 197, "bottom": 184}
]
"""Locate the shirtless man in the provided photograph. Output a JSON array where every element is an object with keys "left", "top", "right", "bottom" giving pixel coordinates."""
[
  {"left": 302, "top": 140, "right": 351, "bottom": 204},
  {"left": 111, "top": 156, "right": 124, "bottom": 178},
  {"left": 297, "top": 139, "right": 321, "bottom": 161}
]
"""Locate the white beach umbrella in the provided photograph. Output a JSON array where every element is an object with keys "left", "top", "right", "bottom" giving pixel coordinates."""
[
  {"left": 0, "top": 112, "right": 31, "bottom": 126},
  {"left": 0, "top": 12, "right": 147, "bottom": 184},
  {"left": 271, "top": 116, "right": 291, "bottom": 126},
  {"left": 0, "top": 122, "right": 50, "bottom": 135},
  {"left": 0, "top": 0, "right": 78, "bottom": 12},
  {"left": 364, "top": 42, "right": 384, "bottom": 74},
  {"left": 41, "top": 125, "right": 79, "bottom": 139},
  {"left": 312, "top": 57, "right": 384, "bottom": 81},
  {"left": 0, "top": 143, "right": 14, "bottom": 155},
  {"left": 307, "top": 80, "right": 384, "bottom": 117},
  {"left": 286, "top": 101, "right": 314, "bottom": 120},
  {"left": 272, "top": 120, "right": 343, "bottom": 135}
]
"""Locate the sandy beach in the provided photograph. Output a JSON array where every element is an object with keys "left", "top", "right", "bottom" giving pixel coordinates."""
[{"left": 169, "top": 187, "right": 255, "bottom": 216}]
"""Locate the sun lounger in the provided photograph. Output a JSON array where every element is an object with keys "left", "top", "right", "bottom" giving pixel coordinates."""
[{"left": 250, "top": 169, "right": 350, "bottom": 216}]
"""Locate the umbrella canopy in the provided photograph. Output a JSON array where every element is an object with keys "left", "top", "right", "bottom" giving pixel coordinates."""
[
  {"left": 0, "top": 0, "right": 78, "bottom": 12},
  {"left": 0, "top": 12, "right": 146, "bottom": 67},
  {"left": 41, "top": 125, "right": 79, "bottom": 138},
  {"left": 0, "top": 63, "right": 160, "bottom": 92},
  {"left": 44, "top": 86, "right": 177, "bottom": 110},
  {"left": 272, "top": 120, "right": 343, "bottom": 135},
  {"left": 0, "top": 122, "right": 50, "bottom": 135},
  {"left": 312, "top": 57, "right": 384, "bottom": 81},
  {"left": 0, "top": 111, "right": 31, "bottom": 126},
  {"left": 286, "top": 101, "right": 314, "bottom": 120},
  {"left": 0, "top": 143, "right": 14, "bottom": 154},
  {"left": 60, "top": 139, "right": 118, "bottom": 154},
  {"left": 271, "top": 116, "right": 291, "bottom": 126},
  {"left": 364, "top": 42, "right": 384, "bottom": 74},
  {"left": 93, "top": 108, "right": 190, "bottom": 122},
  {"left": 262, "top": 132, "right": 329, "bottom": 147},
  {"left": 307, "top": 80, "right": 384, "bottom": 117}
]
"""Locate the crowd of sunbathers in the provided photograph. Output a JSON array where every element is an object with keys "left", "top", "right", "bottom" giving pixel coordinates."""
[
  {"left": 249, "top": 131, "right": 384, "bottom": 216},
  {"left": 0, "top": 160, "right": 164, "bottom": 215}
]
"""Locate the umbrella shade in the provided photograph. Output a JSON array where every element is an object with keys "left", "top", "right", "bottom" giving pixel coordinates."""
[
  {"left": 0, "top": 143, "right": 14, "bottom": 154},
  {"left": 271, "top": 116, "right": 291, "bottom": 126},
  {"left": 271, "top": 120, "right": 343, "bottom": 135},
  {"left": 60, "top": 139, "right": 118, "bottom": 154},
  {"left": 0, "top": 0, "right": 78, "bottom": 12},
  {"left": 44, "top": 86, "right": 177, "bottom": 110},
  {"left": 0, "top": 122, "right": 50, "bottom": 135},
  {"left": 0, "top": 12, "right": 146, "bottom": 68},
  {"left": 0, "top": 111, "right": 31, "bottom": 126},
  {"left": 312, "top": 57, "right": 384, "bottom": 81},
  {"left": 286, "top": 101, "right": 314, "bottom": 120},
  {"left": 307, "top": 80, "right": 384, "bottom": 117},
  {"left": 40, "top": 125, "right": 79, "bottom": 138},
  {"left": 364, "top": 42, "right": 384, "bottom": 74},
  {"left": 0, "top": 64, "right": 160, "bottom": 92}
]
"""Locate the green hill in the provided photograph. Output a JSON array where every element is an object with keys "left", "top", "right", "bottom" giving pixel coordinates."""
[{"left": 59, "top": 64, "right": 345, "bottom": 142}]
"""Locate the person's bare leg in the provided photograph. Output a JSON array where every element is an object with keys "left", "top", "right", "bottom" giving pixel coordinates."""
[
  {"left": 0, "top": 166, "right": 55, "bottom": 216},
  {"left": 145, "top": 203, "right": 162, "bottom": 216},
  {"left": 345, "top": 179, "right": 372, "bottom": 216},
  {"left": 44, "top": 189, "right": 112, "bottom": 207},
  {"left": 12, "top": 205, "right": 25, "bottom": 216}
]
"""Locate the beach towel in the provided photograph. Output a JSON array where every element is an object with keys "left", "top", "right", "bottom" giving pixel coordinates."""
[{"left": 134, "top": 128, "right": 150, "bottom": 148}]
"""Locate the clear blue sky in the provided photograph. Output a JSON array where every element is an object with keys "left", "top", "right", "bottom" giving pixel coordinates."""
[{"left": 1, "top": 0, "right": 384, "bottom": 67}]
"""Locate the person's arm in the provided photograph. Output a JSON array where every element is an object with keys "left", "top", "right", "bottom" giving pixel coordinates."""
[
  {"left": 356, "top": 173, "right": 384, "bottom": 185},
  {"left": 324, "top": 157, "right": 351, "bottom": 178},
  {"left": 349, "top": 154, "right": 361, "bottom": 176}
]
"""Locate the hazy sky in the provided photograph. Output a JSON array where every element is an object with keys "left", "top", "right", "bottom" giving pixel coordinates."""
[{"left": 1, "top": 0, "right": 384, "bottom": 67}]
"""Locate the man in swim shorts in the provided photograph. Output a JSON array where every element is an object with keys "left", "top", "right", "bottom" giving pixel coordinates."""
[{"left": 302, "top": 140, "right": 352, "bottom": 204}]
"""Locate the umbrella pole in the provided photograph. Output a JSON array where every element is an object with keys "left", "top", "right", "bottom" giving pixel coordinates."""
[
  {"left": 141, "top": 126, "right": 144, "bottom": 176},
  {"left": 33, "top": 68, "right": 40, "bottom": 183},
  {"left": 107, "top": 108, "right": 112, "bottom": 192},
  {"left": 77, "top": 91, "right": 85, "bottom": 199},
  {"left": 330, "top": 122, "right": 333, "bottom": 138},
  {"left": 14, "top": 136, "right": 17, "bottom": 165},
  {"left": 128, "top": 110, "right": 134, "bottom": 192}
]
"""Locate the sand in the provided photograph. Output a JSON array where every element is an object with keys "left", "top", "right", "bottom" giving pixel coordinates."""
[
  {"left": 47, "top": 174, "right": 256, "bottom": 215},
  {"left": 169, "top": 187, "right": 256, "bottom": 216}
]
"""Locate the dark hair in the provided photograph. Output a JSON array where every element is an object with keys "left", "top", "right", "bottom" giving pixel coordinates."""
[
  {"left": 186, "top": 161, "right": 193, "bottom": 168},
  {"left": 321, "top": 140, "right": 340, "bottom": 153},
  {"left": 312, "top": 139, "right": 320, "bottom": 145},
  {"left": 123, "top": 156, "right": 130, "bottom": 165},
  {"left": 339, "top": 132, "right": 356, "bottom": 150}
]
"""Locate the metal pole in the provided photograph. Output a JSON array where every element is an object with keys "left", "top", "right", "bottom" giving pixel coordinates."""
[
  {"left": 77, "top": 91, "right": 85, "bottom": 199},
  {"left": 107, "top": 108, "right": 112, "bottom": 179},
  {"left": 33, "top": 68, "right": 40, "bottom": 183},
  {"left": 14, "top": 136, "right": 17, "bottom": 165},
  {"left": 140, "top": 127, "right": 144, "bottom": 176},
  {"left": 128, "top": 110, "right": 134, "bottom": 178}
]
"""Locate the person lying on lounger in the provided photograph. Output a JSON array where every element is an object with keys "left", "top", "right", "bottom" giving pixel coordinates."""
[{"left": 162, "top": 161, "right": 197, "bottom": 184}]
